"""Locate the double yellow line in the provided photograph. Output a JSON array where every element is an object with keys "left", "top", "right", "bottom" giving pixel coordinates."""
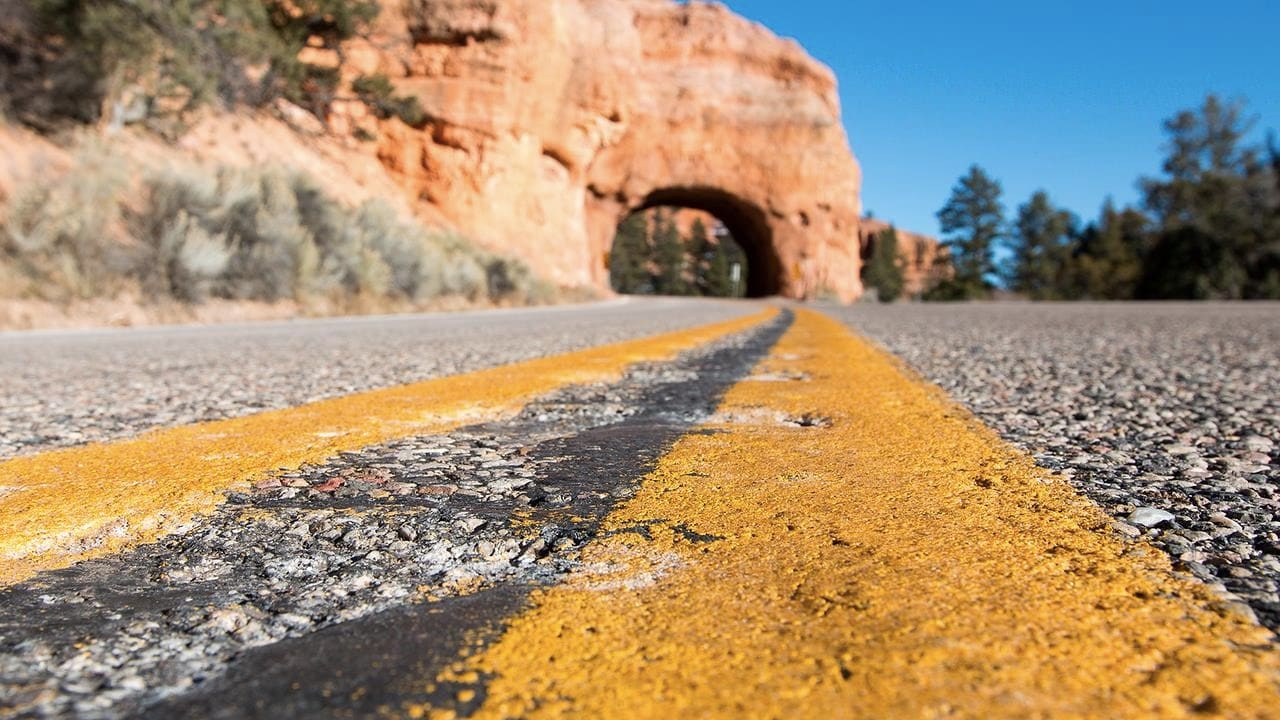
[{"left": 416, "top": 310, "right": 1279, "bottom": 719}]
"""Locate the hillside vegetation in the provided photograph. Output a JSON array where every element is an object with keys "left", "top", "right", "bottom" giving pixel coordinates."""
[
  {"left": 0, "top": 1, "right": 556, "bottom": 328},
  {"left": 2, "top": 0, "right": 388, "bottom": 128},
  {"left": 1, "top": 148, "right": 551, "bottom": 312}
]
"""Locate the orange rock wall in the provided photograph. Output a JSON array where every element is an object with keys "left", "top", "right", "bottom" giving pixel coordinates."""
[
  {"left": 337, "top": 0, "right": 865, "bottom": 299},
  {"left": 858, "top": 218, "right": 952, "bottom": 298}
]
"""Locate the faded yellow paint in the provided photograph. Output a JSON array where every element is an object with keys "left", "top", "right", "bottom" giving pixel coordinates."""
[
  {"left": 0, "top": 308, "right": 775, "bottom": 585},
  {"left": 425, "top": 309, "right": 1280, "bottom": 719}
]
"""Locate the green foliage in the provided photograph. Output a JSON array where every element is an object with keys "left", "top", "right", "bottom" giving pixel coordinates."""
[
  {"left": 20, "top": 0, "right": 380, "bottom": 124},
  {"left": 930, "top": 165, "right": 1004, "bottom": 300},
  {"left": 608, "top": 213, "right": 652, "bottom": 295},
  {"left": 609, "top": 210, "right": 747, "bottom": 298},
  {"left": 861, "top": 227, "right": 904, "bottom": 302},
  {"left": 1137, "top": 95, "right": 1279, "bottom": 299},
  {"left": 651, "top": 209, "right": 689, "bottom": 296},
  {"left": 685, "top": 218, "right": 713, "bottom": 293},
  {"left": 930, "top": 96, "right": 1278, "bottom": 302},
  {"left": 1005, "top": 191, "right": 1076, "bottom": 300},
  {"left": 1069, "top": 201, "right": 1150, "bottom": 300},
  {"left": 352, "top": 73, "right": 428, "bottom": 127},
  {"left": 705, "top": 236, "right": 748, "bottom": 298},
  {"left": 0, "top": 155, "right": 548, "bottom": 306}
]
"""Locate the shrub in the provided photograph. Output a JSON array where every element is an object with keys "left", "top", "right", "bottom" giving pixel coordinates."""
[
  {"left": 13, "top": 0, "right": 381, "bottom": 125},
  {"left": 147, "top": 211, "right": 232, "bottom": 302},
  {"left": 861, "top": 227, "right": 904, "bottom": 302},
  {"left": 352, "top": 73, "right": 429, "bottom": 128},
  {"left": 0, "top": 146, "right": 132, "bottom": 300},
  {"left": 2, "top": 157, "right": 552, "bottom": 309}
]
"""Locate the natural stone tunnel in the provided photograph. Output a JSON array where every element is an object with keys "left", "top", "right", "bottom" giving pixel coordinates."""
[
  {"left": 634, "top": 188, "right": 779, "bottom": 298},
  {"left": 353, "top": 0, "right": 866, "bottom": 300}
]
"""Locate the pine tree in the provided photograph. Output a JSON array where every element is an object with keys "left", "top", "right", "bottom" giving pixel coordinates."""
[
  {"left": 1255, "top": 133, "right": 1280, "bottom": 297},
  {"left": 652, "top": 209, "right": 687, "bottom": 295},
  {"left": 861, "top": 227, "right": 904, "bottom": 302},
  {"left": 724, "top": 238, "right": 748, "bottom": 298},
  {"left": 1070, "top": 200, "right": 1150, "bottom": 300},
  {"left": 1006, "top": 191, "right": 1075, "bottom": 299},
  {"left": 1138, "top": 95, "right": 1277, "bottom": 298},
  {"left": 608, "top": 213, "right": 651, "bottom": 294},
  {"left": 706, "top": 243, "right": 732, "bottom": 297},
  {"left": 686, "top": 218, "right": 713, "bottom": 295},
  {"left": 927, "top": 165, "right": 1004, "bottom": 300},
  {"left": 705, "top": 236, "right": 748, "bottom": 298}
]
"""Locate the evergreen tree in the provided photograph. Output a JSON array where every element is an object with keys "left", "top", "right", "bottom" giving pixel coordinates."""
[
  {"left": 652, "top": 209, "right": 688, "bottom": 295},
  {"left": 861, "top": 227, "right": 905, "bottom": 302},
  {"left": 1005, "top": 191, "right": 1075, "bottom": 299},
  {"left": 686, "top": 218, "right": 713, "bottom": 295},
  {"left": 608, "top": 213, "right": 651, "bottom": 294},
  {"left": 706, "top": 242, "right": 732, "bottom": 297},
  {"left": 727, "top": 239, "right": 748, "bottom": 297},
  {"left": 1138, "top": 95, "right": 1277, "bottom": 298},
  {"left": 706, "top": 236, "right": 748, "bottom": 298},
  {"left": 927, "top": 165, "right": 1004, "bottom": 300},
  {"left": 1070, "top": 200, "right": 1151, "bottom": 299},
  {"left": 1255, "top": 132, "right": 1280, "bottom": 297}
]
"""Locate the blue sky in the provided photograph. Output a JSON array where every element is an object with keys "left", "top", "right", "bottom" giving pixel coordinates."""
[{"left": 721, "top": 0, "right": 1280, "bottom": 237}]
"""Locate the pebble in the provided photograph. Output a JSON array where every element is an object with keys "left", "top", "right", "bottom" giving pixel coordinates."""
[{"left": 1129, "top": 507, "right": 1176, "bottom": 528}]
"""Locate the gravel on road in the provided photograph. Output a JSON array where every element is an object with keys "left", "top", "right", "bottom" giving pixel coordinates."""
[
  {"left": 0, "top": 313, "right": 789, "bottom": 718},
  {"left": 834, "top": 302, "right": 1280, "bottom": 632},
  {"left": 0, "top": 298, "right": 756, "bottom": 460}
]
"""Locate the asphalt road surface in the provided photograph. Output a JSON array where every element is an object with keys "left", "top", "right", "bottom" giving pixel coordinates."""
[
  {"left": 1, "top": 300, "right": 1277, "bottom": 718},
  {"left": 835, "top": 302, "right": 1280, "bottom": 628},
  {"left": 0, "top": 298, "right": 756, "bottom": 459}
]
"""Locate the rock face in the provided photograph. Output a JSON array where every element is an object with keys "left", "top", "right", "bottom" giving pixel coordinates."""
[
  {"left": 340, "top": 0, "right": 865, "bottom": 299},
  {"left": 858, "top": 218, "right": 951, "bottom": 299}
]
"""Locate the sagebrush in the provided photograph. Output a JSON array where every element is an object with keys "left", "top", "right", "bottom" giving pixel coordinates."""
[{"left": 0, "top": 152, "right": 553, "bottom": 307}]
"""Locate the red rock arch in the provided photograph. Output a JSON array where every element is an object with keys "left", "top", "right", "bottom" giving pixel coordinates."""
[{"left": 357, "top": 0, "right": 866, "bottom": 300}]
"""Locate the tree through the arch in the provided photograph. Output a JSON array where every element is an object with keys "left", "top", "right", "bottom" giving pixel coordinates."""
[{"left": 608, "top": 206, "right": 750, "bottom": 298}]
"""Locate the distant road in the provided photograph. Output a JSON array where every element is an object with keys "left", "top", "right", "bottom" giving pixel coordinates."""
[{"left": 0, "top": 297, "right": 758, "bottom": 459}]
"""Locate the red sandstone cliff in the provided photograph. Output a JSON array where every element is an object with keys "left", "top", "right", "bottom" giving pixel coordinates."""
[
  {"left": 330, "top": 0, "right": 866, "bottom": 299},
  {"left": 858, "top": 219, "right": 951, "bottom": 298},
  {"left": 3, "top": 0, "right": 868, "bottom": 302}
]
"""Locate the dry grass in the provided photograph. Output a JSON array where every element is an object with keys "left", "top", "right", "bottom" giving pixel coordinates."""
[{"left": 0, "top": 149, "right": 556, "bottom": 325}]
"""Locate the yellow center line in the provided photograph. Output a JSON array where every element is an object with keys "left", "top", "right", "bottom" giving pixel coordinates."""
[
  {"left": 0, "top": 307, "right": 776, "bottom": 585},
  {"left": 420, "top": 308, "right": 1279, "bottom": 719}
]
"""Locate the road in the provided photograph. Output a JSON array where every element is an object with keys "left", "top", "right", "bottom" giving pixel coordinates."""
[
  {"left": 1, "top": 300, "right": 1278, "bottom": 718},
  {"left": 834, "top": 302, "right": 1280, "bottom": 629},
  {"left": 0, "top": 297, "right": 755, "bottom": 459}
]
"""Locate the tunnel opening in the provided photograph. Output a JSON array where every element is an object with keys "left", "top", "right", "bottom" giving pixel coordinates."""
[{"left": 606, "top": 187, "right": 782, "bottom": 298}]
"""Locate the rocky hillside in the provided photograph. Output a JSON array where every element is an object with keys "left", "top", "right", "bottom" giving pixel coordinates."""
[{"left": 2, "top": 0, "right": 877, "bottom": 329}]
